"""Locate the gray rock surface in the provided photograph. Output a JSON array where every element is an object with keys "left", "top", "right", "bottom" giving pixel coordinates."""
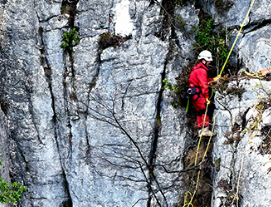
[
  {"left": 213, "top": 79, "right": 271, "bottom": 207},
  {"left": 0, "top": 108, "right": 13, "bottom": 207},
  {"left": 0, "top": 0, "right": 271, "bottom": 207},
  {"left": 238, "top": 25, "right": 271, "bottom": 73}
]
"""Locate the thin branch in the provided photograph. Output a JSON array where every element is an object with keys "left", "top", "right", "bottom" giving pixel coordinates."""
[{"left": 138, "top": 162, "right": 163, "bottom": 207}]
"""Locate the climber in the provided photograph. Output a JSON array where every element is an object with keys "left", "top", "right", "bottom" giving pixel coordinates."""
[{"left": 187, "top": 50, "right": 220, "bottom": 137}]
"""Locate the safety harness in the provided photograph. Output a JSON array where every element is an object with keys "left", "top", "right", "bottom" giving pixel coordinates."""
[
  {"left": 186, "top": 83, "right": 201, "bottom": 100},
  {"left": 185, "top": 84, "right": 202, "bottom": 113}
]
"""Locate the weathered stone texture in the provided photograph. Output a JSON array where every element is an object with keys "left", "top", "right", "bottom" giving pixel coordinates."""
[
  {"left": 238, "top": 25, "right": 271, "bottom": 73},
  {"left": 0, "top": 108, "right": 12, "bottom": 207},
  {"left": 0, "top": 0, "right": 271, "bottom": 207},
  {"left": 213, "top": 79, "right": 271, "bottom": 207}
]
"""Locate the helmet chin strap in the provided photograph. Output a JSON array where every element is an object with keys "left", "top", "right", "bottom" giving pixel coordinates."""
[{"left": 202, "top": 59, "right": 207, "bottom": 65}]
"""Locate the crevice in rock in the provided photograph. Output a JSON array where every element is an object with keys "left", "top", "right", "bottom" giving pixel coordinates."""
[
  {"left": 121, "top": 81, "right": 132, "bottom": 110},
  {"left": 0, "top": 100, "right": 10, "bottom": 116},
  {"left": 61, "top": 170, "right": 73, "bottom": 207},
  {"left": 155, "top": 0, "right": 176, "bottom": 41},
  {"left": 60, "top": 1, "right": 80, "bottom": 203},
  {"left": 148, "top": 0, "right": 155, "bottom": 6},
  {"left": 148, "top": 61, "right": 167, "bottom": 169},
  {"left": 38, "top": 25, "right": 57, "bottom": 145},
  {"left": 98, "top": 33, "right": 132, "bottom": 50},
  {"left": 244, "top": 19, "right": 271, "bottom": 34},
  {"left": 37, "top": 13, "right": 73, "bottom": 205},
  {"left": 61, "top": 0, "right": 79, "bottom": 27},
  {"left": 146, "top": 1, "right": 178, "bottom": 205},
  {"left": 240, "top": 107, "right": 250, "bottom": 131},
  {"left": 60, "top": 4, "right": 80, "bottom": 201},
  {"left": 147, "top": 51, "right": 168, "bottom": 207}
]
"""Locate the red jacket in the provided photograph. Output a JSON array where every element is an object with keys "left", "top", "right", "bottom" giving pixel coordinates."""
[{"left": 188, "top": 62, "right": 213, "bottom": 99}]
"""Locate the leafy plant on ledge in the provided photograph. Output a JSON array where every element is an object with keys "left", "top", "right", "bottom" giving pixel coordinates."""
[{"left": 60, "top": 28, "right": 80, "bottom": 51}]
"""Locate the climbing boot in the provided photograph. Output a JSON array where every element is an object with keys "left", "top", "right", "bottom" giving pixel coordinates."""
[{"left": 198, "top": 127, "right": 217, "bottom": 137}]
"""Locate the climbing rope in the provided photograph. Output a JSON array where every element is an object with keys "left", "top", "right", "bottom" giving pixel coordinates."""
[
  {"left": 243, "top": 70, "right": 266, "bottom": 79},
  {"left": 183, "top": 1, "right": 257, "bottom": 205},
  {"left": 183, "top": 113, "right": 217, "bottom": 207},
  {"left": 220, "top": 0, "right": 257, "bottom": 76}
]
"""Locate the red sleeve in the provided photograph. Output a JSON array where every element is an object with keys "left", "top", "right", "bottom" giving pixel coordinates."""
[
  {"left": 207, "top": 78, "right": 214, "bottom": 83},
  {"left": 197, "top": 69, "right": 209, "bottom": 99}
]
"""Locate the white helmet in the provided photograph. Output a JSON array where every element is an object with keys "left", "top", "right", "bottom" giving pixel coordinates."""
[{"left": 198, "top": 50, "right": 213, "bottom": 61}]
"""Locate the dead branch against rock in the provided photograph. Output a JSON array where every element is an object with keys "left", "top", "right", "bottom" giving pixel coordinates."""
[{"left": 74, "top": 92, "right": 171, "bottom": 207}]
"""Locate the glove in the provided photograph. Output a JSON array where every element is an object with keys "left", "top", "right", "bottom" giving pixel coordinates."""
[
  {"left": 213, "top": 74, "right": 221, "bottom": 82},
  {"left": 206, "top": 98, "right": 210, "bottom": 105}
]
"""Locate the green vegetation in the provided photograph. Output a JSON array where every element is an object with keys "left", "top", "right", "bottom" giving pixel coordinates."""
[
  {"left": 0, "top": 155, "right": 27, "bottom": 204},
  {"left": 163, "top": 14, "right": 232, "bottom": 109},
  {"left": 60, "top": 28, "right": 80, "bottom": 51},
  {"left": 194, "top": 18, "right": 230, "bottom": 71}
]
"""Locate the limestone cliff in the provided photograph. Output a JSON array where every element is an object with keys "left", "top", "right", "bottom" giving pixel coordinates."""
[{"left": 0, "top": 0, "right": 270, "bottom": 207}]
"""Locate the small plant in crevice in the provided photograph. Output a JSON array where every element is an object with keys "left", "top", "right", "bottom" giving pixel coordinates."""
[
  {"left": 259, "top": 126, "right": 271, "bottom": 155},
  {"left": 174, "top": 0, "right": 190, "bottom": 7},
  {"left": 214, "top": 157, "right": 221, "bottom": 172},
  {"left": 217, "top": 179, "right": 242, "bottom": 206},
  {"left": 241, "top": 81, "right": 271, "bottom": 141},
  {"left": 60, "top": 28, "right": 80, "bottom": 51},
  {"left": 225, "top": 86, "right": 245, "bottom": 97},
  {"left": 209, "top": 74, "right": 246, "bottom": 98},
  {"left": 241, "top": 101, "right": 265, "bottom": 143},
  {"left": 61, "top": 5, "right": 76, "bottom": 16},
  {"left": 224, "top": 123, "right": 242, "bottom": 145},
  {"left": 174, "top": 14, "right": 186, "bottom": 30},
  {"left": 38, "top": 27, "right": 43, "bottom": 34},
  {"left": 209, "top": 74, "right": 230, "bottom": 94},
  {"left": 98, "top": 32, "right": 131, "bottom": 50}
]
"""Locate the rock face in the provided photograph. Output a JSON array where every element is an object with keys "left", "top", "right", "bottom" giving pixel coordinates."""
[
  {"left": 0, "top": 108, "right": 12, "bottom": 207},
  {"left": 0, "top": 0, "right": 271, "bottom": 207},
  {"left": 213, "top": 78, "right": 271, "bottom": 207}
]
